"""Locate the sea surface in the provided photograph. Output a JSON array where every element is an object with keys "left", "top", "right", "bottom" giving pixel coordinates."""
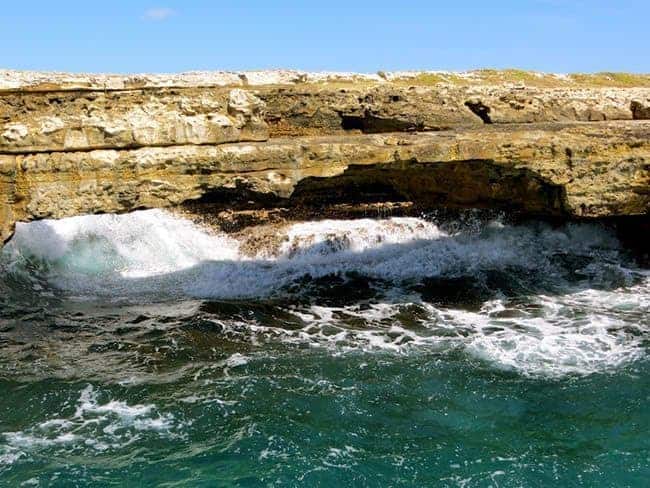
[{"left": 0, "top": 209, "right": 648, "bottom": 487}]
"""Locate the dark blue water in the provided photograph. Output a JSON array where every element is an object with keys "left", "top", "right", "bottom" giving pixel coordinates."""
[{"left": 0, "top": 210, "right": 648, "bottom": 486}]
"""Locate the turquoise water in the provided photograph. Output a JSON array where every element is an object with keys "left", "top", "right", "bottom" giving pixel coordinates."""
[{"left": 0, "top": 210, "right": 648, "bottom": 486}]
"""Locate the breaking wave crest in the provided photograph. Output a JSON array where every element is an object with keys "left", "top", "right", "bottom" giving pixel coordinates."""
[
  {"left": 1, "top": 209, "right": 648, "bottom": 377},
  {"left": 0, "top": 209, "right": 636, "bottom": 298}
]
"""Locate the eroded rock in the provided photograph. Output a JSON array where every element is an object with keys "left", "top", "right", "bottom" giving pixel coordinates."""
[
  {"left": 1, "top": 70, "right": 650, "bottom": 243},
  {"left": 1, "top": 122, "right": 649, "bottom": 242},
  {"left": 0, "top": 88, "right": 268, "bottom": 153},
  {"left": 632, "top": 100, "right": 650, "bottom": 119}
]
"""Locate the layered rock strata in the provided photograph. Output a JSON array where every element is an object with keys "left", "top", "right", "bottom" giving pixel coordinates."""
[{"left": 1, "top": 70, "right": 649, "bottom": 243}]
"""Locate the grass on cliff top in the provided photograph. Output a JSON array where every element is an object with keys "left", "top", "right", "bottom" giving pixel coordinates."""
[
  {"left": 568, "top": 72, "right": 650, "bottom": 87},
  {"left": 392, "top": 69, "right": 650, "bottom": 88},
  {"left": 302, "top": 69, "right": 650, "bottom": 89},
  {"left": 396, "top": 69, "right": 560, "bottom": 87}
]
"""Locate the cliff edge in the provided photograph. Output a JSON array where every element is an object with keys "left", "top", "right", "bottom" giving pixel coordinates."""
[{"left": 1, "top": 69, "right": 649, "bottom": 243}]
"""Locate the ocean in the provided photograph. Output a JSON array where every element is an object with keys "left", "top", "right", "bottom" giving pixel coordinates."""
[{"left": 0, "top": 209, "right": 648, "bottom": 486}]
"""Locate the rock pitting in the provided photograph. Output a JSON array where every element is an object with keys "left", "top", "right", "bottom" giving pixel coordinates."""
[{"left": 1, "top": 69, "right": 649, "bottom": 243}]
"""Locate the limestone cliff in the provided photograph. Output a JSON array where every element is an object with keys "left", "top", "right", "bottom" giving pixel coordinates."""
[{"left": 1, "top": 70, "right": 649, "bottom": 243}]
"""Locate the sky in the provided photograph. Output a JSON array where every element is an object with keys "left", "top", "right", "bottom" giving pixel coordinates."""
[{"left": 1, "top": 1, "right": 648, "bottom": 74}]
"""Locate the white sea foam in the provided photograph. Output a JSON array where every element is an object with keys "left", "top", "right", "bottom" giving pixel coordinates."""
[
  {"left": 0, "top": 447, "right": 24, "bottom": 468},
  {"left": 3, "top": 209, "right": 624, "bottom": 299},
  {"left": 233, "top": 289, "right": 647, "bottom": 377},
  {"left": 6, "top": 209, "right": 238, "bottom": 278},
  {"left": 2, "top": 209, "right": 648, "bottom": 377},
  {"left": 459, "top": 290, "right": 647, "bottom": 376},
  {"left": 1, "top": 384, "right": 179, "bottom": 461}
]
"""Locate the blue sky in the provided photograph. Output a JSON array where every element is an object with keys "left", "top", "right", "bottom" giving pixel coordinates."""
[{"left": 2, "top": 1, "right": 648, "bottom": 73}]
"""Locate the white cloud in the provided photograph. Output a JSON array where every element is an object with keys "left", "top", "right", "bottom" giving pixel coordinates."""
[{"left": 143, "top": 7, "right": 176, "bottom": 21}]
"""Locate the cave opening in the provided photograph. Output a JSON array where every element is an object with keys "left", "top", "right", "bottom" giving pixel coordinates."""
[
  {"left": 340, "top": 113, "right": 424, "bottom": 133},
  {"left": 181, "top": 160, "right": 568, "bottom": 233},
  {"left": 464, "top": 101, "right": 493, "bottom": 124}
]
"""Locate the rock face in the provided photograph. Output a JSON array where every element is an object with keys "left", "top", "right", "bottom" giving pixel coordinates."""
[
  {"left": 0, "top": 88, "right": 267, "bottom": 153},
  {"left": 259, "top": 85, "right": 650, "bottom": 135},
  {"left": 1, "top": 70, "right": 650, "bottom": 243}
]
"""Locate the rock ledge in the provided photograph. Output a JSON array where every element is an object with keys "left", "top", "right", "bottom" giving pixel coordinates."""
[{"left": 1, "top": 70, "right": 649, "bottom": 243}]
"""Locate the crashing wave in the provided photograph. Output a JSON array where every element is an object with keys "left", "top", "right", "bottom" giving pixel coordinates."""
[{"left": 0, "top": 209, "right": 648, "bottom": 377}]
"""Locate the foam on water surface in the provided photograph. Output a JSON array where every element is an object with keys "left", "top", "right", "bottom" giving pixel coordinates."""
[
  {"left": 0, "top": 384, "right": 181, "bottom": 473},
  {"left": 2, "top": 209, "right": 646, "bottom": 379},
  {"left": 2, "top": 209, "right": 628, "bottom": 295}
]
